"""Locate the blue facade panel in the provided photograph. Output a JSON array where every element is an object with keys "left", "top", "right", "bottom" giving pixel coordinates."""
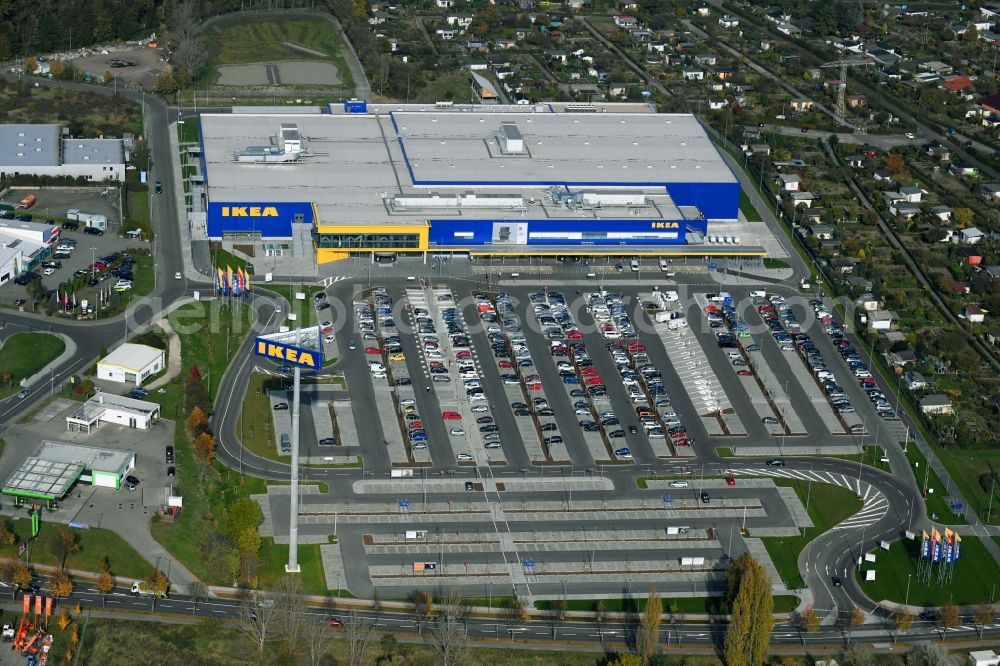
[
  {"left": 427, "top": 217, "right": 705, "bottom": 247},
  {"left": 667, "top": 181, "right": 740, "bottom": 220},
  {"left": 206, "top": 202, "right": 314, "bottom": 239}
]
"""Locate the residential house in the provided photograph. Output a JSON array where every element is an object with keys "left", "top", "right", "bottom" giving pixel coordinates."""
[
  {"left": 494, "top": 66, "right": 515, "bottom": 80},
  {"left": 981, "top": 93, "right": 1000, "bottom": 116},
  {"left": 961, "top": 227, "right": 986, "bottom": 244},
  {"left": 857, "top": 293, "right": 883, "bottom": 311},
  {"left": 790, "top": 98, "right": 815, "bottom": 111},
  {"left": 949, "top": 163, "right": 978, "bottom": 177},
  {"left": 979, "top": 183, "right": 1000, "bottom": 200},
  {"left": 904, "top": 371, "right": 928, "bottom": 391},
  {"left": 719, "top": 15, "right": 740, "bottom": 28},
  {"left": 791, "top": 191, "right": 817, "bottom": 207},
  {"left": 867, "top": 310, "right": 897, "bottom": 331},
  {"left": 942, "top": 75, "right": 974, "bottom": 93},
  {"left": 966, "top": 305, "right": 987, "bottom": 323},
  {"left": 873, "top": 169, "right": 894, "bottom": 182},
  {"left": 613, "top": 15, "right": 638, "bottom": 27},
  {"left": 778, "top": 174, "right": 802, "bottom": 191},
  {"left": 436, "top": 27, "right": 457, "bottom": 39},
  {"left": 930, "top": 205, "right": 953, "bottom": 222},
  {"left": 682, "top": 69, "right": 704, "bottom": 81},
  {"left": 920, "top": 394, "right": 953, "bottom": 415},
  {"left": 899, "top": 186, "right": 925, "bottom": 203},
  {"left": 694, "top": 53, "right": 718, "bottom": 66},
  {"left": 958, "top": 247, "right": 983, "bottom": 265},
  {"left": 435, "top": 0, "right": 454, "bottom": 6},
  {"left": 889, "top": 201, "right": 922, "bottom": 219},
  {"left": 809, "top": 224, "right": 835, "bottom": 240}
]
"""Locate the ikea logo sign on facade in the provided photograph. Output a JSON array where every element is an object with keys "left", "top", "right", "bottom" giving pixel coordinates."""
[
  {"left": 221, "top": 206, "right": 279, "bottom": 217},
  {"left": 254, "top": 338, "right": 322, "bottom": 368},
  {"left": 650, "top": 222, "right": 680, "bottom": 229}
]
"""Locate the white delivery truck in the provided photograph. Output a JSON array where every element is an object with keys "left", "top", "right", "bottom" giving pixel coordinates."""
[{"left": 66, "top": 209, "right": 109, "bottom": 231}]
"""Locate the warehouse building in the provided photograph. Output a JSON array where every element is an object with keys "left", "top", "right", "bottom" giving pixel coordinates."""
[
  {"left": 0, "top": 124, "right": 125, "bottom": 181},
  {"left": 197, "top": 103, "right": 763, "bottom": 262},
  {"left": 1, "top": 441, "right": 136, "bottom": 506},
  {"left": 96, "top": 343, "right": 165, "bottom": 387}
]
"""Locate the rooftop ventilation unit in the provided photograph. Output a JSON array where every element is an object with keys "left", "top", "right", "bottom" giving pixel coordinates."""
[{"left": 496, "top": 122, "right": 525, "bottom": 155}]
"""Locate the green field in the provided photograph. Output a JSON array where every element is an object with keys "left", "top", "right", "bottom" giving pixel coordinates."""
[
  {"left": 7, "top": 518, "right": 154, "bottom": 580},
  {"left": 0, "top": 332, "right": 65, "bottom": 398},
  {"left": 903, "top": 444, "right": 966, "bottom": 525},
  {"left": 857, "top": 535, "right": 1000, "bottom": 606},
  {"left": 240, "top": 372, "right": 285, "bottom": 463},
  {"left": 205, "top": 16, "right": 354, "bottom": 92},
  {"left": 762, "top": 479, "right": 863, "bottom": 589},
  {"left": 415, "top": 69, "right": 477, "bottom": 103},
  {"left": 739, "top": 190, "right": 762, "bottom": 222},
  {"left": 937, "top": 447, "right": 1000, "bottom": 522}
]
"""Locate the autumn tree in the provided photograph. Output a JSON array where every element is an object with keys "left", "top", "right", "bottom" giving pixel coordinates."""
[
  {"left": 885, "top": 153, "right": 904, "bottom": 175},
  {"left": 724, "top": 554, "right": 773, "bottom": 666},
  {"left": 186, "top": 406, "right": 208, "bottom": 436},
  {"left": 153, "top": 70, "right": 178, "bottom": 95},
  {"left": 843, "top": 607, "right": 865, "bottom": 644},
  {"left": 50, "top": 527, "right": 79, "bottom": 569},
  {"left": 56, "top": 609, "right": 71, "bottom": 631},
  {"left": 11, "top": 562, "right": 31, "bottom": 592},
  {"left": 96, "top": 569, "right": 113, "bottom": 607},
  {"left": 24, "top": 57, "right": 37, "bottom": 73},
  {"left": 953, "top": 207, "right": 974, "bottom": 227},
  {"left": 0, "top": 520, "right": 16, "bottom": 546},
  {"left": 51, "top": 572, "right": 73, "bottom": 599},
  {"left": 636, "top": 587, "right": 662, "bottom": 663},
  {"left": 194, "top": 432, "right": 217, "bottom": 472},
  {"left": 501, "top": 596, "right": 530, "bottom": 638},
  {"left": 408, "top": 589, "right": 434, "bottom": 635},
  {"left": 890, "top": 611, "right": 913, "bottom": 644},
  {"left": 797, "top": 606, "right": 821, "bottom": 642},
  {"left": 142, "top": 569, "right": 170, "bottom": 597},
  {"left": 937, "top": 601, "right": 960, "bottom": 638},
  {"left": 607, "top": 655, "right": 643, "bottom": 666},
  {"left": 425, "top": 592, "right": 470, "bottom": 666},
  {"left": 973, "top": 603, "right": 994, "bottom": 638},
  {"left": 102, "top": 70, "right": 113, "bottom": 84},
  {"left": 48, "top": 60, "right": 64, "bottom": 77},
  {"left": 183, "top": 365, "right": 208, "bottom": 413}
]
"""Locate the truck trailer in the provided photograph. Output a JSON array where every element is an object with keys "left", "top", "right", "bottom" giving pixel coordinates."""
[{"left": 66, "top": 209, "right": 108, "bottom": 231}]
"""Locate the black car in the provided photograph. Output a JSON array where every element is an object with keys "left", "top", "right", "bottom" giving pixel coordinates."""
[
  {"left": 83, "top": 226, "right": 103, "bottom": 236},
  {"left": 167, "top": 466, "right": 175, "bottom": 477},
  {"left": 396, "top": 377, "right": 412, "bottom": 386},
  {"left": 832, "top": 576, "right": 842, "bottom": 587},
  {"left": 628, "top": 425, "right": 638, "bottom": 434},
  {"left": 318, "top": 438, "right": 336, "bottom": 446},
  {"left": 62, "top": 221, "right": 79, "bottom": 230},
  {"left": 465, "top": 481, "right": 475, "bottom": 491},
  {"left": 766, "top": 458, "right": 786, "bottom": 467},
  {"left": 166, "top": 445, "right": 174, "bottom": 464},
  {"left": 128, "top": 387, "right": 149, "bottom": 399},
  {"left": 126, "top": 475, "right": 140, "bottom": 486}
]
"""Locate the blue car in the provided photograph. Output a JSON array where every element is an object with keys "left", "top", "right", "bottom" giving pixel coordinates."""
[
  {"left": 410, "top": 433, "right": 428, "bottom": 442},
  {"left": 563, "top": 375, "right": 580, "bottom": 384},
  {"left": 519, "top": 359, "right": 534, "bottom": 367},
  {"left": 615, "top": 448, "right": 632, "bottom": 459}
]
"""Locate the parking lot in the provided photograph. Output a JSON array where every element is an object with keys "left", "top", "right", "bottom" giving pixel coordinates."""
[{"left": 0, "top": 186, "right": 121, "bottom": 227}]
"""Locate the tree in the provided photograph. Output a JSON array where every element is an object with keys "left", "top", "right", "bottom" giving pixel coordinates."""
[
  {"left": 189, "top": 581, "right": 208, "bottom": 616},
  {"left": 304, "top": 617, "right": 336, "bottom": 666},
  {"left": 24, "top": 57, "right": 37, "bottom": 73},
  {"left": 636, "top": 587, "right": 662, "bottom": 663},
  {"left": 51, "top": 571, "right": 72, "bottom": 599},
  {"left": 142, "top": 569, "right": 170, "bottom": 597},
  {"left": 169, "top": 0, "right": 207, "bottom": 79},
  {"left": 272, "top": 575, "right": 307, "bottom": 660},
  {"left": 408, "top": 589, "right": 434, "bottom": 635},
  {"left": 425, "top": 593, "right": 470, "bottom": 666},
  {"left": 937, "top": 601, "right": 960, "bottom": 637},
  {"left": 595, "top": 599, "right": 609, "bottom": 643},
  {"left": 102, "top": 70, "right": 113, "bottom": 84},
  {"left": 797, "top": 606, "right": 821, "bottom": 642},
  {"left": 549, "top": 597, "right": 567, "bottom": 640},
  {"left": 843, "top": 607, "right": 865, "bottom": 644},
  {"left": 501, "top": 596, "right": 530, "bottom": 638},
  {"left": 343, "top": 609, "right": 377, "bottom": 666},
  {"left": 953, "top": 207, "right": 974, "bottom": 227},
  {"left": 905, "top": 642, "right": 948, "bottom": 666},
  {"left": 194, "top": 432, "right": 217, "bottom": 472},
  {"left": 11, "top": 562, "right": 31, "bottom": 593},
  {"left": 184, "top": 365, "right": 209, "bottom": 413},
  {"left": 56, "top": 609, "right": 71, "bottom": 632},
  {"left": 238, "top": 594, "right": 276, "bottom": 653},
  {"left": 96, "top": 570, "right": 113, "bottom": 607},
  {"left": 0, "top": 520, "right": 16, "bottom": 546},
  {"left": 49, "top": 60, "right": 64, "bottom": 77},
  {"left": 841, "top": 643, "right": 877, "bottom": 666},
  {"left": 885, "top": 153, "right": 905, "bottom": 175},
  {"left": 608, "top": 655, "right": 644, "bottom": 666},
  {"left": 50, "top": 527, "right": 79, "bottom": 569},
  {"left": 153, "top": 70, "right": 178, "bottom": 95},
  {"left": 186, "top": 406, "right": 208, "bottom": 436},
  {"left": 724, "top": 555, "right": 773, "bottom": 666},
  {"left": 973, "top": 603, "right": 994, "bottom": 638}
]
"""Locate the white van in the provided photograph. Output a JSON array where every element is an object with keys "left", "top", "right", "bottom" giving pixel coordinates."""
[
  {"left": 659, "top": 258, "right": 670, "bottom": 271},
  {"left": 630, "top": 259, "right": 640, "bottom": 272}
]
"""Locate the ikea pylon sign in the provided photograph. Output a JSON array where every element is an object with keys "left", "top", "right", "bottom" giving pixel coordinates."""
[{"left": 254, "top": 337, "right": 322, "bottom": 368}]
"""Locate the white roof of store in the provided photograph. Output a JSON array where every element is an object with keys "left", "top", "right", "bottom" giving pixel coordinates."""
[
  {"left": 0, "top": 124, "right": 60, "bottom": 167},
  {"left": 98, "top": 343, "right": 163, "bottom": 372},
  {"left": 62, "top": 138, "right": 124, "bottom": 166}
]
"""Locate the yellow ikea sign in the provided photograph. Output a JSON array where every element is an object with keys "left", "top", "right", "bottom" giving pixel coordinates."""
[
  {"left": 222, "top": 206, "right": 279, "bottom": 218},
  {"left": 254, "top": 338, "right": 320, "bottom": 368},
  {"left": 650, "top": 222, "right": 680, "bottom": 229}
]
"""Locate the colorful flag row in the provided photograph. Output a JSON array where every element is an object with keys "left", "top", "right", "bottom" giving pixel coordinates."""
[
  {"left": 920, "top": 528, "right": 962, "bottom": 563},
  {"left": 215, "top": 265, "right": 251, "bottom": 295}
]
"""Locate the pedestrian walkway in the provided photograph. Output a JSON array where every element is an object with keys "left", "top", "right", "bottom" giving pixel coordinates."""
[
  {"left": 743, "top": 538, "right": 789, "bottom": 594},
  {"left": 21, "top": 332, "right": 76, "bottom": 391},
  {"left": 144, "top": 319, "right": 180, "bottom": 390}
]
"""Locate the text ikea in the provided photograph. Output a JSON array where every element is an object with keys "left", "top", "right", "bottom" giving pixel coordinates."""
[
  {"left": 221, "top": 206, "right": 279, "bottom": 218},
  {"left": 255, "top": 340, "right": 318, "bottom": 368},
  {"left": 650, "top": 222, "right": 680, "bottom": 229}
]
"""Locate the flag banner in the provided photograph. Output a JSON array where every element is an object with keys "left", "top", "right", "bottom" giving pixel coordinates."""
[
  {"left": 932, "top": 538, "right": 943, "bottom": 563},
  {"left": 216, "top": 268, "right": 224, "bottom": 293},
  {"left": 920, "top": 531, "right": 931, "bottom": 559},
  {"left": 945, "top": 540, "right": 954, "bottom": 564},
  {"left": 953, "top": 533, "right": 962, "bottom": 561},
  {"left": 944, "top": 527, "right": 954, "bottom": 544},
  {"left": 227, "top": 266, "right": 234, "bottom": 296}
]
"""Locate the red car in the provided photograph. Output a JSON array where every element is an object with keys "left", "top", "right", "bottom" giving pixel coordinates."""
[
  {"left": 586, "top": 376, "right": 605, "bottom": 385},
  {"left": 456, "top": 350, "right": 473, "bottom": 359},
  {"left": 364, "top": 347, "right": 381, "bottom": 355},
  {"left": 498, "top": 360, "right": 514, "bottom": 369},
  {"left": 324, "top": 616, "right": 342, "bottom": 628},
  {"left": 736, "top": 370, "right": 753, "bottom": 377},
  {"left": 581, "top": 366, "right": 599, "bottom": 377},
  {"left": 725, "top": 476, "right": 736, "bottom": 486},
  {"left": 674, "top": 438, "right": 691, "bottom": 447},
  {"left": 410, "top": 421, "right": 423, "bottom": 430},
  {"left": 627, "top": 342, "right": 646, "bottom": 353},
  {"left": 527, "top": 382, "right": 542, "bottom": 391},
  {"left": 565, "top": 330, "right": 583, "bottom": 340},
  {"left": 669, "top": 430, "right": 687, "bottom": 440},
  {"left": 442, "top": 411, "right": 461, "bottom": 420}
]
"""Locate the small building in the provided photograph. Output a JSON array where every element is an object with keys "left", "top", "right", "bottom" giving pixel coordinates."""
[
  {"left": 958, "top": 247, "right": 982, "bottom": 265},
  {"left": 66, "top": 393, "right": 161, "bottom": 433},
  {"left": 857, "top": 293, "right": 883, "bottom": 311},
  {"left": 942, "top": 75, "right": 974, "bottom": 93},
  {"left": 921, "top": 394, "right": 954, "bottom": 415},
  {"left": 778, "top": 174, "right": 802, "bottom": 191},
  {"left": 899, "top": 186, "right": 925, "bottom": 203},
  {"left": 970, "top": 650, "right": 1000, "bottom": 666},
  {"left": 930, "top": 205, "right": 953, "bottom": 222},
  {"left": 790, "top": 98, "right": 814, "bottom": 111},
  {"left": 966, "top": 305, "right": 986, "bottom": 323},
  {"left": 791, "top": 191, "right": 816, "bottom": 207},
  {"left": 979, "top": 183, "right": 1000, "bottom": 200},
  {"left": 1, "top": 441, "right": 136, "bottom": 507},
  {"left": 961, "top": 227, "right": 986, "bottom": 244},
  {"left": 873, "top": 169, "right": 893, "bottom": 182},
  {"left": 809, "top": 224, "right": 835, "bottom": 240},
  {"left": 96, "top": 343, "right": 165, "bottom": 387},
  {"left": 904, "top": 371, "right": 928, "bottom": 391},
  {"left": 868, "top": 309, "right": 896, "bottom": 331}
]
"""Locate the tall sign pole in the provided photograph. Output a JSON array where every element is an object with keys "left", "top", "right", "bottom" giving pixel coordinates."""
[{"left": 287, "top": 358, "right": 302, "bottom": 572}]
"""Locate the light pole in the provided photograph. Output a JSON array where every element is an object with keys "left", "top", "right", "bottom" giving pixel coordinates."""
[{"left": 904, "top": 573, "right": 912, "bottom": 608}]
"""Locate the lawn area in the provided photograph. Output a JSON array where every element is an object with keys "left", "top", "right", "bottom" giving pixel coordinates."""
[
  {"left": 903, "top": 444, "right": 966, "bottom": 525},
  {"left": 763, "top": 257, "right": 791, "bottom": 269},
  {"left": 8, "top": 518, "right": 154, "bottom": 580},
  {"left": 0, "top": 332, "right": 65, "bottom": 398},
  {"left": 535, "top": 595, "right": 799, "bottom": 615},
  {"left": 415, "top": 69, "right": 477, "bottom": 103},
  {"left": 179, "top": 117, "right": 200, "bottom": 144},
  {"left": 122, "top": 187, "right": 152, "bottom": 241},
  {"left": 240, "top": 372, "right": 283, "bottom": 463},
  {"left": 265, "top": 284, "right": 320, "bottom": 328},
  {"left": 739, "top": 190, "right": 762, "bottom": 222},
  {"left": 762, "top": 479, "right": 863, "bottom": 589},
  {"left": 209, "top": 246, "right": 250, "bottom": 273},
  {"left": 257, "top": 538, "right": 330, "bottom": 595},
  {"left": 857, "top": 535, "right": 1000, "bottom": 606},
  {"left": 936, "top": 447, "right": 1000, "bottom": 523},
  {"left": 831, "top": 445, "right": 892, "bottom": 473}
]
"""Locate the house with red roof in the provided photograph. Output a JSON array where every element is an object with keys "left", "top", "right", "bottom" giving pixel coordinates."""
[
  {"left": 982, "top": 92, "right": 1000, "bottom": 116},
  {"left": 942, "top": 75, "right": 974, "bottom": 93}
]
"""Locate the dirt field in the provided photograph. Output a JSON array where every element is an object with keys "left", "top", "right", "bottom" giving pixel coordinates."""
[
  {"left": 71, "top": 44, "right": 169, "bottom": 91},
  {"left": 0, "top": 185, "right": 121, "bottom": 224},
  {"left": 215, "top": 60, "right": 343, "bottom": 87}
]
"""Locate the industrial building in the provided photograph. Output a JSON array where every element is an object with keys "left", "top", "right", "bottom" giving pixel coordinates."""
[
  {"left": 0, "top": 219, "right": 59, "bottom": 283},
  {"left": 1, "top": 441, "right": 136, "bottom": 505},
  {"left": 0, "top": 124, "right": 126, "bottom": 181},
  {"left": 96, "top": 343, "right": 165, "bottom": 387},
  {"left": 196, "top": 103, "right": 765, "bottom": 263},
  {"left": 65, "top": 393, "right": 161, "bottom": 433}
]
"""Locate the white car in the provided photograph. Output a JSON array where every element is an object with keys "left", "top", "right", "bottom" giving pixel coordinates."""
[
  {"left": 904, "top": 132, "right": 915, "bottom": 139},
  {"left": 43, "top": 267, "right": 55, "bottom": 276},
  {"left": 668, "top": 480, "right": 689, "bottom": 488},
  {"left": 324, "top": 335, "right": 335, "bottom": 344},
  {"left": 449, "top": 427, "right": 465, "bottom": 436},
  {"left": 457, "top": 453, "right": 474, "bottom": 461},
  {"left": 174, "top": 271, "right": 182, "bottom": 280}
]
